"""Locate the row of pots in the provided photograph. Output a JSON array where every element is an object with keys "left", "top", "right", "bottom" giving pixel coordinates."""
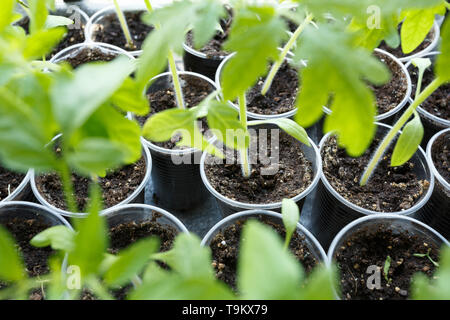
[{"left": 0, "top": 200, "right": 448, "bottom": 299}]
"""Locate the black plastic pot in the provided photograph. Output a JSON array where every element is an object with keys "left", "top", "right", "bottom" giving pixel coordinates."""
[
  {"left": 183, "top": 43, "right": 228, "bottom": 81},
  {"left": 143, "top": 71, "right": 217, "bottom": 211},
  {"left": 200, "top": 123, "right": 321, "bottom": 217},
  {"left": 405, "top": 52, "right": 450, "bottom": 149},
  {"left": 310, "top": 122, "right": 435, "bottom": 250},
  {"left": 415, "top": 128, "right": 450, "bottom": 240}
]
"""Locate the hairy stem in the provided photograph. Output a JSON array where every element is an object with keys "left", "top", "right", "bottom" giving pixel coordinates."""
[
  {"left": 261, "top": 13, "right": 313, "bottom": 96},
  {"left": 360, "top": 77, "right": 444, "bottom": 186},
  {"left": 168, "top": 50, "right": 185, "bottom": 109},
  {"left": 113, "top": 0, "right": 135, "bottom": 49},
  {"left": 239, "top": 93, "right": 251, "bottom": 178}
]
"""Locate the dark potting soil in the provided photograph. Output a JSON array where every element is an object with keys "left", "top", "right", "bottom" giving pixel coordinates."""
[
  {"left": 137, "top": 74, "right": 214, "bottom": 149},
  {"left": 35, "top": 156, "right": 146, "bottom": 212},
  {"left": 409, "top": 64, "right": 450, "bottom": 121},
  {"left": 432, "top": 132, "right": 450, "bottom": 183},
  {"left": 0, "top": 217, "right": 53, "bottom": 300},
  {"left": 322, "top": 135, "right": 429, "bottom": 212},
  {"left": 210, "top": 215, "right": 319, "bottom": 290},
  {"left": 335, "top": 223, "right": 440, "bottom": 300},
  {"left": 185, "top": 13, "right": 232, "bottom": 58},
  {"left": 369, "top": 51, "right": 408, "bottom": 115},
  {"left": 16, "top": 17, "right": 86, "bottom": 59},
  {"left": 205, "top": 129, "right": 313, "bottom": 204},
  {"left": 0, "top": 166, "right": 25, "bottom": 201},
  {"left": 246, "top": 62, "right": 299, "bottom": 115},
  {"left": 92, "top": 11, "right": 153, "bottom": 52},
  {"left": 62, "top": 47, "right": 117, "bottom": 69},
  {"left": 378, "top": 26, "right": 435, "bottom": 58}
]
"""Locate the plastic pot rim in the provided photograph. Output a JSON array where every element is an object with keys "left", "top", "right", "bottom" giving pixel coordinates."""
[
  {"left": 318, "top": 122, "right": 435, "bottom": 217},
  {"left": 200, "top": 209, "right": 327, "bottom": 262},
  {"left": 142, "top": 70, "right": 219, "bottom": 156},
  {"left": 322, "top": 48, "right": 412, "bottom": 122},
  {"left": 199, "top": 132, "right": 322, "bottom": 211},
  {"left": 84, "top": 4, "right": 159, "bottom": 58},
  {"left": 30, "top": 141, "right": 152, "bottom": 218},
  {"left": 0, "top": 169, "right": 32, "bottom": 203},
  {"left": 404, "top": 51, "right": 450, "bottom": 128},
  {"left": 101, "top": 203, "right": 189, "bottom": 234},
  {"left": 427, "top": 128, "right": 450, "bottom": 191}
]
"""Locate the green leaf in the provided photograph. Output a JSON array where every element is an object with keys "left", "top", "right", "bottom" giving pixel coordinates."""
[
  {"left": 23, "top": 27, "right": 66, "bottom": 59},
  {"left": 281, "top": 199, "right": 300, "bottom": 249},
  {"left": 436, "top": 17, "right": 450, "bottom": 82},
  {"left": 391, "top": 111, "right": 423, "bottom": 166},
  {"left": 384, "top": 255, "right": 391, "bottom": 282},
  {"left": 238, "top": 220, "right": 304, "bottom": 299},
  {"left": 207, "top": 101, "right": 249, "bottom": 150},
  {"left": 298, "top": 264, "right": 337, "bottom": 300},
  {"left": 45, "top": 15, "right": 73, "bottom": 29},
  {"left": 142, "top": 108, "right": 196, "bottom": 142},
  {"left": 69, "top": 184, "right": 108, "bottom": 277},
  {"left": 30, "top": 225, "right": 75, "bottom": 252},
  {"left": 111, "top": 77, "right": 150, "bottom": 116},
  {"left": 51, "top": 56, "right": 135, "bottom": 136},
  {"left": 104, "top": 237, "right": 159, "bottom": 287},
  {"left": 221, "top": 5, "right": 287, "bottom": 100},
  {"left": 29, "top": 0, "right": 48, "bottom": 34},
  {"left": 249, "top": 118, "right": 311, "bottom": 146},
  {"left": 401, "top": 9, "right": 436, "bottom": 54},
  {"left": 0, "top": 0, "right": 16, "bottom": 31},
  {"left": 0, "top": 226, "right": 25, "bottom": 282},
  {"left": 191, "top": 0, "right": 226, "bottom": 49}
]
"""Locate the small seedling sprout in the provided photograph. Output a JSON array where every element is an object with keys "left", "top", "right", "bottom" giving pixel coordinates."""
[
  {"left": 413, "top": 248, "right": 440, "bottom": 267},
  {"left": 383, "top": 255, "right": 392, "bottom": 283},
  {"left": 112, "top": 0, "right": 136, "bottom": 50},
  {"left": 281, "top": 198, "right": 300, "bottom": 250}
]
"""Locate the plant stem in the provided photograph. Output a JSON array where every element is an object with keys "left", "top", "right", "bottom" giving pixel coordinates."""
[
  {"left": 143, "top": 0, "right": 153, "bottom": 12},
  {"left": 113, "top": 0, "right": 135, "bottom": 49},
  {"left": 17, "top": 0, "right": 31, "bottom": 16},
  {"left": 168, "top": 50, "right": 185, "bottom": 109},
  {"left": 360, "top": 77, "right": 444, "bottom": 186},
  {"left": 261, "top": 13, "right": 313, "bottom": 96},
  {"left": 59, "top": 162, "right": 78, "bottom": 213},
  {"left": 238, "top": 92, "right": 251, "bottom": 178}
]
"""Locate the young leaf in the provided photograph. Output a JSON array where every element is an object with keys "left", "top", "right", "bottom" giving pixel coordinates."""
[
  {"left": 390, "top": 111, "right": 423, "bottom": 167},
  {"left": 221, "top": 5, "right": 287, "bottom": 101},
  {"left": 23, "top": 27, "right": 66, "bottom": 59},
  {"left": 0, "top": 226, "right": 25, "bottom": 282},
  {"left": 383, "top": 255, "right": 391, "bottom": 282},
  {"left": 248, "top": 118, "right": 311, "bottom": 146},
  {"left": 29, "top": 0, "right": 49, "bottom": 34},
  {"left": 436, "top": 17, "right": 450, "bottom": 82},
  {"left": 191, "top": 0, "right": 226, "bottom": 49},
  {"left": 0, "top": 0, "right": 16, "bottom": 31},
  {"left": 104, "top": 237, "right": 159, "bottom": 287},
  {"left": 142, "top": 108, "right": 196, "bottom": 142},
  {"left": 238, "top": 220, "right": 304, "bottom": 299},
  {"left": 281, "top": 199, "right": 300, "bottom": 250},
  {"left": 30, "top": 225, "right": 75, "bottom": 252},
  {"left": 411, "top": 57, "right": 432, "bottom": 97},
  {"left": 111, "top": 77, "right": 150, "bottom": 116},
  {"left": 44, "top": 15, "right": 74, "bottom": 29},
  {"left": 298, "top": 264, "right": 337, "bottom": 300}
]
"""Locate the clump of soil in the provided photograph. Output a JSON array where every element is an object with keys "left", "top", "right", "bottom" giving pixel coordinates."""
[
  {"left": 210, "top": 215, "right": 319, "bottom": 290},
  {"left": 185, "top": 11, "right": 232, "bottom": 58},
  {"left": 35, "top": 156, "right": 146, "bottom": 212},
  {"left": 335, "top": 223, "right": 440, "bottom": 300},
  {"left": 92, "top": 11, "right": 154, "bottom": 52},
  {"left": 205, "top": 128, "right": 313, "bottom": 204},
  {"left": 245, "top": 62, "right": 299, "bottom": 115},
  {"left": 431, "top": 132, "right": 450, "bottom": 183},
  {"left": 409, "top": 64, "right": 450, "bottom": 121},
  {"left": 0, "top": 217, "right": 54, "bottom": 300},
  {"left": 378, "top": 26, "right": 436, "bottom": 58},
  {"left": 369, "top": 51, "right": 408, "bottom": 115},
  {"left": 0, "top": 166, "right": 25, "bottom": 201},
  {"left": 16, "top": 16, "right": 86, "bottom": 59},
  {"left": 137, "top": 75, "right": 214, "bottom": 149},
  {"left": 61, "top": 47, "right": 117, "bottom": 69},
  {"left": 322, "top": 135, "right": 429, "bottom": 212}
]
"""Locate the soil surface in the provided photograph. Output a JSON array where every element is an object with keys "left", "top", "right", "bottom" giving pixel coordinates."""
[
  {"left": 378, "top": 26, "right": 435, "bottom": 58},
  {"left": 210, "top": 215, "right": 319, "bottom": 290},
  {"left": 322, "top": 135, "right": 429, "bottom": 212},
  {"left": 92, "top": 11, "right": 153, "bottom": 52},
  {"left": 369, "top": 51, "right": 408, "bottom": 115},
  {"left": 409, "top": 64, "right": 450, "bottom": 121},
  {"left": 246, "top": 62, "right": 299, "bottom": 115},
  {"left": 185, "top": 12, "right": 232, "bottom": 58},
  {"left": 35, "top": 156, "right": 146, "bottom": 212},
  {"left": 205, "top": 128, "right": 313, "bottom": 204},
  {"left": 16, "top": 16, "right": 86, "bottom": 59},
  {"left": 0, "top": 217, "right": 53, "bottom": 300},
  {"left": 0, "top": 166, "right": 25, "bottom": 201},
  {"left": 137, "top": 74, "right": 214, "bottom": 149},
  {"left": 61, "top": 47, "right": 117, "bottom": 68},
  {"left": 431, "top": 132, "right": 450, "bottom": 183},
  {"left": 335, "top": 223, "right": 440, "bottom": 300}
]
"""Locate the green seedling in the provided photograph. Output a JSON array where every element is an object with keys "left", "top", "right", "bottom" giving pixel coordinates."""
[
  {"left": 413, "top": 248, "right": 440, "bottom": 267},
  {"left": 383, "top": 255, "right": 392, "bottom": 283},
  {"left": 112, "top": 0, "right": 136, "bottom": 50},
  {"left": 281, "top": 198, "right": 300, "bottom": 250}
]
